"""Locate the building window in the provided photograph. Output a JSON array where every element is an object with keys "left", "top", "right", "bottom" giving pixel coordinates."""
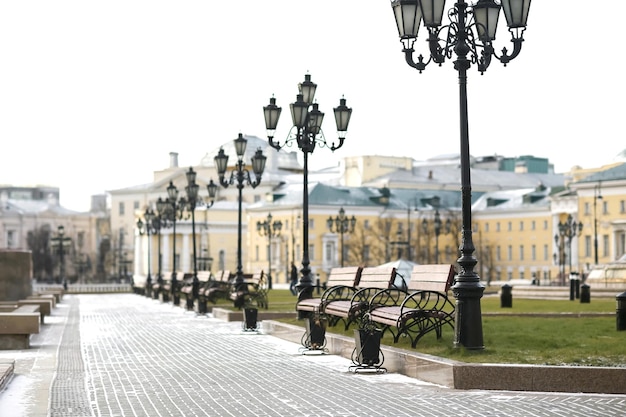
[
  {"left": 255, "top": 245, "right": 259, "bottom": 261},
  {"left": 134, "top": 201, "right": 140, "bottom": 210},
  {"left": 519, "top": 221, "right": 524, "bottom": 231},
  {"left": 602, "top": 201, "right": 608, "bottom": 215},
  {"left": 309, "top": 244, "right": 315, "bottom": 261},
  {"left": 531, "top": 244, "right": 536, "bottom": 261},
  {"left": 309, "top": 219, "right": 315, "bottom": 229},
  {"left": 496, "top": 246, "right": 501, "bottom": 261},
  {"left": 325, "top": 243, "right": 333, "bottom": 262},
  {"left": 119, "top": 202, "right": 125, "bottom": 216},
  {"left": 507, "top": 222, "right": 512, "bottom": 232},
  {"left": 519, "top": 270, "right": 524, "bottom": 280},
  {"left": 6, "top": 230, "right": 15, "bottom": 248},
  {"left": 543, "top": 244, "right": 548, "bottom": 261},
  {"left": 496, "top": 222, "right": 500, "bottom": 232},
  {"left": 519, "top": 245, "right": 524, "bottom": 261},
  {"left": 543, "top": 220, "right": 548, "bottom": 230},
  {"left": 585, "top": 236, "right": 591, "bottom": 257},
  {"left": 531, "top": 220, "right": 536, "bottom": 230},
  {"left": 364, "top": 220, "right": 370, "bottom": 230},
  {"left": 603, "top": 235, "right": 609, "bottom": 257},
  {"left": 584, "top": 202, "right": 591, "bottom": 215},
  {"left": 621, "top": 200, "right": 625, "bottom": 214},
  {"left": 507, "top": 245, "right": 512, "bottom": 261},
  {"left": 484, "top": 223, "right": 489, "bottom": 232},
  {"left": 364, "top": 245, "right": 370, "bottom": 262}
]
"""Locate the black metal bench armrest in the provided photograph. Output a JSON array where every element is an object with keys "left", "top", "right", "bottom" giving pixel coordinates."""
[
  {"left": 368, "top": 288, "right": 409, "bottom": 310},
  {"left": 399, "top": 290, "right": 455, "bottom": 316},
  {"left": 319, "top": 285, "right": 358, "bottom": 305}
]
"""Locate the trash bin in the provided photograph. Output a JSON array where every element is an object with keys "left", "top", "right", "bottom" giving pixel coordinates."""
[
  {"left": 354, "top": 328, "right": 382, "bottom": 367},
  {"left": 500, "top": 284, "right": 512, "bottom": 308},
  {"left": 580, "top": 284, "right": 590, "bottom": 303},
  {"left": 243, "top": 307, "right": 258, "bottom": 331},
  {"left": 617, "top": 292, "right": 626, "bottom": 331}
]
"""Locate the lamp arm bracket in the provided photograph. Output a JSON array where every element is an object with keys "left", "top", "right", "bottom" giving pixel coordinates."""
[{"left": 493, "top": 34, "right": 524, "bottom": 66}]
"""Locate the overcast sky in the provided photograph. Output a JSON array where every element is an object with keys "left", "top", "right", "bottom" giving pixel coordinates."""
[{"left": 1, "top": 1, "right": 624, "bottom": 212}]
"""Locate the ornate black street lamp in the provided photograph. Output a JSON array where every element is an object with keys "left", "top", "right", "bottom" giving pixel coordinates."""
[
  {"left": 593, "top": 184, "right": 602, "bottom": 265},
  {"left": 184, "top": 167, "right": 218, "bottom": 311},
  {"left": 327, "top": 207, "right": 357, "bottom": 267},
  {"left": 215, "top": 134, "right": 267, "bottom": 303},
  {"left": 556, "top": 214, "right": 583, "bottom": 279},
  {"left": 165, "top": 181, "right": 187, "bottom": 306},
  {"left": 390, "top": 0, "right": 532, "bottom": 349},
  {"left": 136, "top": 208, "right": 156, "bottom": 297},
  {"left": 153, "top": 197, "right": 169, "bottom": 299},
  {"left": 257, "top": 213, "right": 283, "bottom": 289},
  {"left": 263, "top": 74, "right": 352, "bottom": 307},
  {"left": 421, "top": 197, "right": 452, "bottom": 264},
  {"left": 50, "top": 225, "right": 71, "bottom": 289}
]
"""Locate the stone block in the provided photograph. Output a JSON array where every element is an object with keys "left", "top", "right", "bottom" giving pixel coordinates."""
[{"left": 0, "top": 250, "right": 32, "bottom": 301}]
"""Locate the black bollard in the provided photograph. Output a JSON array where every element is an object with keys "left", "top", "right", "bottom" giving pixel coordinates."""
[
  {"left": 580, "top": 284, "right": 590, "bottom": 303},
  {"left": 617, "top": 292, "right": 626, "bottom": 331},
  {"left": 500, "top": 284, "right": 512, "bottom": 308}
]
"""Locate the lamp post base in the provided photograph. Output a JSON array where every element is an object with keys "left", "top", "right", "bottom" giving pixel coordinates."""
[{"left": 452, "top": 282, "right": 485, "bottom": 350}]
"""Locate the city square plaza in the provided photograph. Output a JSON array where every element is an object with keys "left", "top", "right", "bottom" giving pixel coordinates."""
[{"left": 1, "top": 290, "right": 626, "bottom": 417}]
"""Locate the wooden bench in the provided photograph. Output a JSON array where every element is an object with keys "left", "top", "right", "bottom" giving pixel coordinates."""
[
  {"left": 296, "top": 266, "right": 364, "bottom": 318},
  {"left": 0, "top": 305, "right": 41, "bottom": 349},
  {"left": 179, "top": 271, "right": 213, "bottom": 311},
  {"left": 159, "top": 271, "right": 183, "bottom": 303},
  {"left": 228, "top": 270, "right": 269, "bottom": 309},
  {"left": 204, "top": 270, "right": 232, "bottom": 304},
  {"left": 368, "top": 264, "right": 456, "bottom": 347},
  {"left": 323, "top": 266, "right": 400, "bottom": 330}
]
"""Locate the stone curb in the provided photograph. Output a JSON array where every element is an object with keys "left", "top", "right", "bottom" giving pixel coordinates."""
[{"left": 261, "top": 320, "right": 626, "bottom": 395}]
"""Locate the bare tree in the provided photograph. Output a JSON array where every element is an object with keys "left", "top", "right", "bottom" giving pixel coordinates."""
[{"left": 27, "top": 226, "right": 54, "bottom": 282}]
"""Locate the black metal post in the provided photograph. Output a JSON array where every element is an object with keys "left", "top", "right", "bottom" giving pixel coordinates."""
[
  {"left": 215, "top": 134, "right": 266, "bottom": 306},
  {"left": 257, "top": 213, "right": 282, "bottom": 289},
  {"left": 594, "top": 184, "right": 602, "bottom": 265},
  {"left": 327, "top": 207, "right": 356, "bottom": 267},
  {"left": 264, "top": 75, "right": 352, "bottom": 314},
  {"left": 390, "top": 0, "right": 532, "bottom": 349}
]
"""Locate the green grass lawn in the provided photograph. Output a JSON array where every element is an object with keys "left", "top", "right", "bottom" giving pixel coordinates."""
[{"left": 263, "top": 289, "right": 626, "bottom": 367}]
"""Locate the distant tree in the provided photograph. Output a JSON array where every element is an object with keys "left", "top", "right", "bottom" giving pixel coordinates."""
[{"left": 27, "top": 226, "right": 54, "bottom": 281}]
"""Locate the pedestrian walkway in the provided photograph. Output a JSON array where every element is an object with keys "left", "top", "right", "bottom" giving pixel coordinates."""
[{"left": 1, "top": 294, "right": 626, "bottom": 417}]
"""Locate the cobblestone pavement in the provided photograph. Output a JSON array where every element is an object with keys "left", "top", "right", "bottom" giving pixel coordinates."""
[{"left": 2, "top": 294, "right": 626, "bottom": 417}]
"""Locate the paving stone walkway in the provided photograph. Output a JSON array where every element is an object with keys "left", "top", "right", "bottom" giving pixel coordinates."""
[{"left": 1, "top": 294, "right": 626, "bottom": 416}]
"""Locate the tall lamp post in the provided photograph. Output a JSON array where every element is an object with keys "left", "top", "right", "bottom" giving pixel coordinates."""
[
  {"left": 593, "top": 184, "right": 602, "bottom": 265},
  {"left": 421, "top": 198, "right": 451, "bottom": 264},
  {"left": 153, "top": 197, "right": 169, "bottom": 299},
  {"left": 165, "top": 181, "right": 187, "bottom": 306},
  {"left": 51, "top": 225, "right": 72, "bottom": 289},
  {"left": 263, "top": 74, "right": 352, "bottom": 307},
  {"left": 257, "top": 213, "right": 283, "bottom": 289},
  {"left": 389, "top": 0, "right": 532, "bottom": 349},
  {"left": 556, "top": 214, "right": 583, "bottom": 287},
  {"left": 184, "top": 167, "right": 218, "bottom": 310},
  {"left": 215, "top": 133, "right": 267, "bottom": 302},
  {"left": 136, "top": 208, "right": 156, "bottom": 297},
  {"left": 327, "top": 207, "right": 357, "bottom": 267}
]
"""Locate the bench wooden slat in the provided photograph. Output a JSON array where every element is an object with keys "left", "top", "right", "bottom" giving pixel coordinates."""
[
  {"left": 368, "top": 264, "right": 456, "bottom": 347},
  {"left": 296, "top": 266, "right": 363, "bottom": 314},
  {"left": 323, "top": 266, "right": 397, "bottom": 329}
]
